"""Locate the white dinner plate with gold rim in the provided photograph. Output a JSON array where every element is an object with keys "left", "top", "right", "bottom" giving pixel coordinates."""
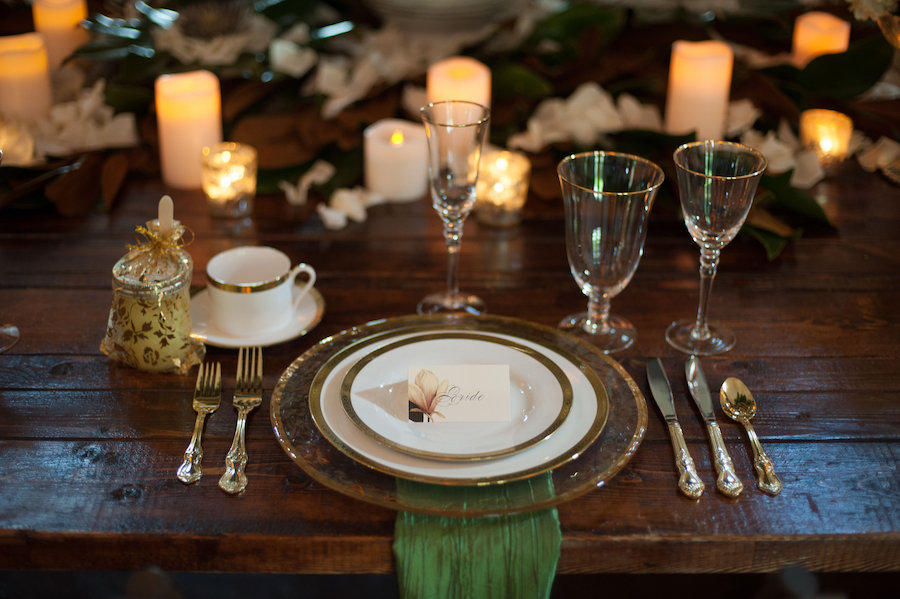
[
  {"left": 340, "top": 332, "right": 574, "bottom": 461},
  {"left": 309, "top": 327, "right": 609, "bottom": 485}
]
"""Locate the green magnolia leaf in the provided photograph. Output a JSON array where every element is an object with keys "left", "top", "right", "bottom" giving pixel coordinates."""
[
  {"left": 104, "top": 83, "right": 154, "bottom": 114},
  {"left": 761, "top": 171, "right": 831, "bottom": 226},
  {"left": 797, "top": 34, "right": 894, "bottom": 99},
  {"left": 492, "top": 63, "right": 554, "bottom": 101},
  {"left": 742, "top": 224, "right": 795, "bottom": 261},
  {"left": 606, "top": 129, "right": 695, "bottom": 161},
  {"left": 257, "top": 145, "right": 362, "bottom": 196}
]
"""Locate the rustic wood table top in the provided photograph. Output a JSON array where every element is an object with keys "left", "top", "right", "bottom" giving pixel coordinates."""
[{"left": 1, "top": 157, "right": 898, "bottom": 577}]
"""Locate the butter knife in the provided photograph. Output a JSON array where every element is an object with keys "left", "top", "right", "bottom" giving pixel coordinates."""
[
  {"left": 685, "top": 356, "right": 743, "bottom": 498},
  {"left": 646, "top": 358, "right": 704, "bottom": 499}
]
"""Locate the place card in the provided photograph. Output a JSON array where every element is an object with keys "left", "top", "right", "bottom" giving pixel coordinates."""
[{"left": 406, "top": 364, "right": 509, "bottom": 424}]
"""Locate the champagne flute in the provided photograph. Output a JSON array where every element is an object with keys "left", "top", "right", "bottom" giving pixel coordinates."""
[
  {"left": 417, "top": 100, "right": 489, "bottom": 316},
  {"left": 0, "top": 150, "right": 16, "bottom": 353},
  {"left": 666, "top": 140, "right": 767, "bottom": 355},
  {"left": 558, "top": 151, "right": 664, "bottom": 353}
]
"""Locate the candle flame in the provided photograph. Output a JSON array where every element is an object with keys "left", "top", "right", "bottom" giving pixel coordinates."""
[{"left": 390, "top": 130, "right": 405, "bottom": 145}]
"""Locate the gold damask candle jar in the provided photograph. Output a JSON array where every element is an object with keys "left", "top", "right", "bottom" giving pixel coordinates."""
[{"left": 100, "top": 196, "right": 204, "bottom": 374}]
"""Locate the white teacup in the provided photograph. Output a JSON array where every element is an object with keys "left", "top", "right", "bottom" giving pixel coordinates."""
[{"left": 206, "top": 246, "right": 316, "bottom": 337}]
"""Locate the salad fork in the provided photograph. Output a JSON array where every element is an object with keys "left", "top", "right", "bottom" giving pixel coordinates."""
[
  {"left": 219, "top": 346, "right": 263, "bottom": 494},
  {"left": 176, "top": 361, "right": 222, "bottom": 484}
]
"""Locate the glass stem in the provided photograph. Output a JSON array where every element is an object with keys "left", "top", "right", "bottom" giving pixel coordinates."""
[
  {"left": 586, "top": 293, "right": 612, "bottom": 335},
  {"left": 443, "top": 219, "right": 463, "bottom": 302},
  {"left": 693, "top": 247, "right": 720, "bottom": 341}
]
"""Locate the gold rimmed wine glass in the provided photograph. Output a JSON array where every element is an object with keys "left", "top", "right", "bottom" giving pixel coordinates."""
[
  {"left": 557, "top": 151, "right": 665, "bottom": 353},
  {"left": 665, "top": 140, "right": 767, "bottom": 355},
  {"left": 417, "top": 100, "right": 490, "bottom": 316}
]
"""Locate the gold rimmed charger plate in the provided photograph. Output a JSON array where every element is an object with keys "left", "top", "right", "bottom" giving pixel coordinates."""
[
  {"left": 340, "top": 331, "right": 574, "bottom": 461},
  {"left": 270, "top": 313, "right": 647, "bottom": 516}
]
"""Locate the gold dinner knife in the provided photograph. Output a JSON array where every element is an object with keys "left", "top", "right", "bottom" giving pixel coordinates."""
[
  {"left": 646, "top": 358, "right": 704, "bottom": 499},
  {"left": 685, "top": 356, "right": 743, "bottom": 498}
]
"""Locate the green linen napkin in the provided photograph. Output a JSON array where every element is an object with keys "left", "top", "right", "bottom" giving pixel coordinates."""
[{"left": 393, "top": 474, "right": 561, "bottom": 599}]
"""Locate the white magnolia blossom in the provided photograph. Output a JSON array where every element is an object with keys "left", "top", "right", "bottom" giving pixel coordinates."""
[
  {"left": 856, "top": 136, "right": 900, "bottom": 171},
  {"left": 269, "top": 39, "right": 318, "bottom": 78},
  {"left": 508, "top": 81, "right": 762, "bottom": 153},
  {"left": 279, "top": 159, "right": 336, "bottom": 206},
  {"left": 309, "top": 25, "right": 492, "bottom": 119},
  {"left": 740, "top": 120, "right": 824, "bottom": 189},
  {"left": 0, "top": 79, "right": 138, "bottom": 166},
  {"left": 153, "top": 14, "right": 277, "bottom": 66},
  {"left": 317, "top": 186, "right": 385, "bottom": 230},
  {"left": 847, "top": 0, "right": 898, "bottom": 20}
]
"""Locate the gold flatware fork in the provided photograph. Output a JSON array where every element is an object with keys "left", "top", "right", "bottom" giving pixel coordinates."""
[
  {"left": 176, "top": 361, "right": 222, "bottom": 484},
  {"left": 219, "top": 346, "right": 263, "bottom": 494}
]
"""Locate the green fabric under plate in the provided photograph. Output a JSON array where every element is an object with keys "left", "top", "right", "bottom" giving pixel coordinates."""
[{"left": 392, "top": 474, "right": 561, "bottom": 599}]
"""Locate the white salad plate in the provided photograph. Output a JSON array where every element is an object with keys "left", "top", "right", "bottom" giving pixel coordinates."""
[{"left": 341, "top": 332, "right": 574, "bottom": 461}]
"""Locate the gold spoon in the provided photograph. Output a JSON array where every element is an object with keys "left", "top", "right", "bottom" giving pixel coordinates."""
[{"left": 720, "top": 377, "right": 783, "bottom": 495}]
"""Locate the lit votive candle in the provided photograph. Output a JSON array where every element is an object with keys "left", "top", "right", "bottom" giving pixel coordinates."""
[
  {"left": 792, "top": 11, "right": 850, "bottom": 68},
  {"left": 800, "top": 109, "right": 853, "bottom": 169},
  {"left": 201, "top": 142, "right": 257, "bottom": 218},
  {"left": 475, "top": 149, "right": 530, "bottom": 227},
  {"left": 426, "top": 56, "right": 491, "bottom": 110},
  {"left": 364, "top": 119, "right": 428, "bottom": 202},
  {"left": 155, "top": 70, "right": 222, "bottom": 189},
  {"left": 664, "top": 40, "right": 733, "bottom": 141},
  {"left": 32, "top": 0, "right": 89, "bottom": 69},
  {"left": 0, "top": 33, "right": 52, "bottom": 122}
]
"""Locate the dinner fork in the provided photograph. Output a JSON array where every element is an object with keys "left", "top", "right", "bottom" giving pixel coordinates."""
[
  {"left": 176, "top": 361, "right": 222, "bottom": 484},
  {"left": 219, "top": 346, "right": 263, "bottom": 494}
]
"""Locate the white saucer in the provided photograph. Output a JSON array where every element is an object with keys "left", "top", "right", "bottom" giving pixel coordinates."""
[{"left": 190, "top": 286, "right": 325, "bottom": 348}]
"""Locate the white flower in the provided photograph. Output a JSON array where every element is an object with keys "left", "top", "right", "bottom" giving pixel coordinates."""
[
  {"left": 408, "top": 369, "right": 449, "bottom": 422},
  {"left": 153, "top": 13, "right": 277, "bottom": 66},
  {"left": 740, "top": 120, "right": 824, "bottom": 189},
  {"left": 847, "top": 0, "right": 898, "bottom": 20},
  {"left": 726, "top": 99, "right": 762, "bottom": 138},
  {"left": 269, "top": 39, "right": 317, "bottom": 78},
  {"left": 857, "top": 136, "right": 900, "bottom": 171},
  {"left": 279, "top": 160, "right": 336, "bottom": 206}
]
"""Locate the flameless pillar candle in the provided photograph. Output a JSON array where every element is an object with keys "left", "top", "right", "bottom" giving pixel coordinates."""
[
  {"left": 364, "top": 119, "right": 428, "bottom": 202},
  {"left": 155, "top": 70, "right": 222, "bottom": 189},
  {"left": 32, "top": 0, "right": 89, "bottom": 69},
  {"left": 0, "top": 33, "right": 52, "bottom": 122},
  {"left": 426, "top": 56, "right": 491, "bottom": 110},
  {"left": 800, "top": 109, "right": 853, "bottom": 168},
  {"left": 792, "top": 12, "right": 850, "bottom": 68},
  {"left": 664, "top": 40, "right": 733, "bottom": 141}
]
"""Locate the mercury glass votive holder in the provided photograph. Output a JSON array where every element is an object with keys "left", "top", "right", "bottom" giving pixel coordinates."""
[
  {"left": 201, "top": 142, "right": 257, "bottom": 218},
  {"left": 800, "top": 109, "right": 852, "bottom": 170},
  {"left": 474, "top": 149, "right": 531, "bottom": 227}
]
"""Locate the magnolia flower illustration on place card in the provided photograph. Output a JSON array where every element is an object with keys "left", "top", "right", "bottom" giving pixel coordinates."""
[{"left": 408, "top": 369, "right": 448, "bottom": 423}]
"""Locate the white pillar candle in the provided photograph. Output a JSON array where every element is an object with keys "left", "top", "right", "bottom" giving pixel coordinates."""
[
  {"left": 800, "top": 109, "right": 853, "bottom": 168},
  {"left": 364, "top": 118, "right": 428, "bottom": 202},
  {"left": 792, "top": 11, "right": 850, "bottom": 68},
  {"left": 426, "top": 56, "right": 491, "bottom": 110},
  {"left": 32, "top": 0, "right": 89, "bottom": 69},
  {"left": 155, "top": 70, "right": 222, "bottom": 189},
  {"left": 0, "top": 33, "right": 53, "bottom": 122},
  {"left": 664, "top": 40, "right": 733, "bottom": 141}
]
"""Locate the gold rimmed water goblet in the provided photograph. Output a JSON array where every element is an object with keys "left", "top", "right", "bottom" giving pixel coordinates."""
[
  {"left": 557, "top": 151, "right": 665, "bottom": 353},
  {"left": 665, "top": 140, "right": 767, "bottom": 356},
  {"left": 417, "top": 100, "right": 490, "bottom": 316}
]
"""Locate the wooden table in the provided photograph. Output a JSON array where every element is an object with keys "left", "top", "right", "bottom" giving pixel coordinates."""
[{"left": 1, "top": 156, "right": 899, "bottom": 593}]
